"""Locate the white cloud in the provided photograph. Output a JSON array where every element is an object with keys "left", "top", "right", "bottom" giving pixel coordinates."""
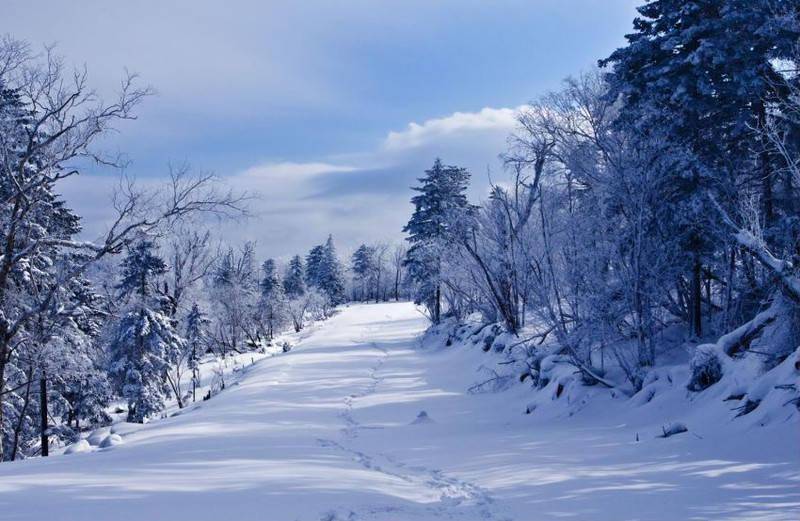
[
  {"left": 382, "top": 106, "right": 526, "bottom": 151},
  {"left": 239, "top": 162, "right": 358, "bottom": 180},
  {"left": 62, "top": 106, "right": 522, "bottom": 258}
]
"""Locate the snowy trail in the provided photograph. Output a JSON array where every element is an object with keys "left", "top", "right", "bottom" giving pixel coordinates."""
[{"left": 0, "top": 302, "right": 798, "bottom": 521}]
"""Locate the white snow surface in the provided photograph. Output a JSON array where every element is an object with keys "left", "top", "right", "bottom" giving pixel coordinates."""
[{"left": 0, "top": 302, "right": 797, "bottom": 521}]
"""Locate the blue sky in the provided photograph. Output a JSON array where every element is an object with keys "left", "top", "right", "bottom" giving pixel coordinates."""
[{"left": 3, "top": 0, "right": 638, "bottom": 258}]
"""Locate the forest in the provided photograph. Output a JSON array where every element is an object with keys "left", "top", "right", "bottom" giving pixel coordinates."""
[
  {"left": 0, "top": 2, "right": 798, "bottom": 520},
  {"left": 402, "top": 1, "right": 800, "bottom": 406},
  {"left": 0, "top": 34, "right": 413, "bottom": 458}
]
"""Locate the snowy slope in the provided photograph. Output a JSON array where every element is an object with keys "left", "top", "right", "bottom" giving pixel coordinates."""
[{"left": 0, "top": 302, "right": 797, "bottom": 521}]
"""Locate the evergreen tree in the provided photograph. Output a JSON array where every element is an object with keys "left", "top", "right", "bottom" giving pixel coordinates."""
[
  {"left": 351, "top": 244, "right": 375, "bottom": 301},
  {"left": 283, "top": 255, "right": 306, "bottom": 298},
  {"left": 108, "top": 238, "right": 185, "bottom": 423},
  {"left": 305, "top": 245, "right": 326, "bottom": 289},
  {"left": 117, "top": 239, "right": 168, "bottom": 299},
  {"left": 600, "top": 0, "right": 800, "bottom": 335},
  {"left": 259, "top": 259, "right": 280, "bottom": 296},
  {"left": 258, "top": 259, "right": 289, "bottom": 340},
  {"left": 318, "top": 235, "right": 346, "bottom": 305},
  {"left": 184, "top": 303, "right": 209, "bottom": 402},
  {"left": 0, "top": 82, "right": 109, "bottom": 458},
  {"left": 403, "top": 159, "right": 471, "bottom": 323}
]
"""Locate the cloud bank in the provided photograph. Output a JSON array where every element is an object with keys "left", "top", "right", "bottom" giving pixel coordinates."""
[{"left": 61, "top": 105, "right": 524, "bottom": 259}]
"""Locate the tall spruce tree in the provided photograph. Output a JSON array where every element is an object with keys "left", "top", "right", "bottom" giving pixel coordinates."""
[
  {"left": 305, "top": 245, "right": 326, "bottom": 289},
  {"left": 403, "top": 159, "right": 471, "bottom": 323},
  {"left": 109, "top": 238, "right": 185, "bottom": 423},
  {"left": 351, "top": 244, "right": 375, "bottom": 302},
  {"left": 258, "top": 259, "right": 288, "bottom": 340},
  {"left": 184, "top": 303, "right": 209, "bottom": 402},
  {"left": 318, "top": 235, "right": 346, "bottom": 305},
  {"left": 600, "top": 0, "right": 800, "bottom": 336},
  {"left": 283, "top": 255, "right": 306, "bottom": 299}
]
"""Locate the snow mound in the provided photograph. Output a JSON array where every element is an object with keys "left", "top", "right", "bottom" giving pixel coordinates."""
[
  {"left": 64, "top": 440, "right": 92, "bottom": 454},
  {"left": 86, "top": 427, "right": 111, "bottom": 446},
  {"left": 411, "top": 410, "right": 434, "bottom": 425},
  {"left": 658, "top": 422, "right": 688, "bottom": 438},
  {"left": 99, "top": 434, "right": 124, "bottom": 448}
]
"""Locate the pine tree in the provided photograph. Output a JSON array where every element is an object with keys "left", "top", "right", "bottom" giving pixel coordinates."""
[
  {"left": 600, "top": 0, "right": 800, "bottom": 336},
  {"left": 351, "top": 244, "right": 375, "bottom": 301},
  {"left": 283, "top": 255, "right": 306, "bottom": 299},
  {"left": 109, "top": 238, "right": 185, "bottom": 423},
  {"left": 403, "top": 159, "right": 471, "bottom": 323},
  {"left": 259, "top": 259, "right": 280, "bottom": 296},
  {"left": 0, "top": 82, "right": 108, "bottom": 458},
  {"left": 184, "top": 303, "right": 209, "bottom": 402},
  {"left": 318, "top": 235, "right": 346, "bottom": 305},
  {"left": 305, "top": 245, "right": 326, "bottom": 289},
  {"left": 258, "top": 259, "right": 288, "bottom": 340}
]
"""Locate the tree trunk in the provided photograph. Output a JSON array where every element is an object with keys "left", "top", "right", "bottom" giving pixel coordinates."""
[
  {"left": 10, "top": 367, "right": 33, "bottom": 461},
  {"left": 434, "top": 285, "right": 441, "bottom": 324},
  {"left": 0, "top": 355, "right": 6, "bottom": 462},
  {"left": 691, "top": 254, "right": 703, "bottom": 338},
  {"left": 40, "top": 372, "right": 48, "bottom": 457},
  {"left": 724, "top": 245, "right": 736, "bottom": 330},
  {"left": 757, "top": 102, "right": 775, "bottom": 230}
]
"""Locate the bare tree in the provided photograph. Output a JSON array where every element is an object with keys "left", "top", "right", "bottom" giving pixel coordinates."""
[
  {"left": 0, "top": 37, "right": 247, "bottom": 460},
  {"left": 391, "top": 243, "right": 407, "bottom": 301},
  {"left": 163, "top": 226, "right": 215, "bottom": 317}
]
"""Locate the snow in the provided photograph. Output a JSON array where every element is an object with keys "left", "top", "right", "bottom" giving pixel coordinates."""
[
  {"left": 63, "top": 440, "right": 91, "bottom": 454},
  {"left": 98, "top": 434, "right": 124, "bottom": 448},
  {"left": 0, "top": 302, "right": 797, "bottom": 521},
  {"left": 86, "top": 427, "right": 111, "bottom": 446}
]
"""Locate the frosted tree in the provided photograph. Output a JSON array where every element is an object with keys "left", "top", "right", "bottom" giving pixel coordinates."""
[
  {"left": 209, "top": 243, "right": 259, "bottom": 354},
  {"left": 391, "top": 243, "right": 407, "bottom": 301},
  {"left": 257, "top": 259, "right": 289, "bottom": 340},
  {"left": 283, "top": 255, "right": 306, "bottom": 299},
  {"left": 600, "top": 0, "right": 800, "bottom": 337},
  {"left": 184, "top": 303, "right": 209, "bottom": 402},
  {"left": 108, "top": 238, "right": 185, "bottom": 423},
  {"left": 0, "top": 36, "right": 246, "bottom": 460},
  {"left": 163, "top": 227, "right": 214, "bottom": 318},
  {"left": 318, "top": 235, "right": 346, "bottom": 305},
  {"left": 403, "top": 159, "right": 472, "bottom": 323},
  {"left": 305, "top": 244, "right": 325, "bottom": 289},
  {"left": 350, "top": 244, "right": 375, "bottom": 301}
]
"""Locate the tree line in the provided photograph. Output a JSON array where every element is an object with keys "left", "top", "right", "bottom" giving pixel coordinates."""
[
  {"left": 0, "top": 36, "right": 410, "bottom": 461},
  {"left": 401, "top": 1, "right": 800, "bottom": 396}
]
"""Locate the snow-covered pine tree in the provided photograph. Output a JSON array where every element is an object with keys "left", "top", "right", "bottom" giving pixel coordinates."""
[
  {"left": 109, "top": 238, "right": 185, "bottom": 423},
  {"left": 0, "top": 81, "right": 114, "bottom": 458},
  {"left": 305, "top": 244, "right": 325, "bottom": 289},
  {"left": 318, "top": 235, "right": 346, "bottom": 305},
  {"left": 283, "top": 255, "right": 311, "bottom": 332},
  {"left": 184, "top": 303, "right": 209, "bottom": 402},
  {"left": 259, "top": 259, "right": 281, "bottom": 296},
  {"left": 49, "top": 276, "right": 112, "bottom": 435},
  {"left": 258, "top": 259, "right": 289, "bottom": 340},
  {"left": 600, "top": 0, "right": 800, "bottom": 336},
  {"left": 283, "top": 255, "right": 306, "bottom": 299},
  {"left": 403, "top": 159, "right": 471, "bottom": 323},
  {"left": 351, "top": 244, "right": 375, "bottom": 302}
]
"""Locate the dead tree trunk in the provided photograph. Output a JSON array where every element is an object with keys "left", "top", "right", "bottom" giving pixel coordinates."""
[
  {"left": 691, "top": 253, "right": 703, "bottom": 338},
  {"left": 40, "top": 372, "right": 48, "bottom": 457}
]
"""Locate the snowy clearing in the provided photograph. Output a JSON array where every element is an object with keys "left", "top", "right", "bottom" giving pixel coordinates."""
[{"left": 0, "top": 302, "right": 797, "bottom": 521}]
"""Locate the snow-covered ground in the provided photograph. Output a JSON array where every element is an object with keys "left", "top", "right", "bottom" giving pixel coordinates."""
[{"left": 0, "top": 302, "right": 797, "bottom": 521}]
